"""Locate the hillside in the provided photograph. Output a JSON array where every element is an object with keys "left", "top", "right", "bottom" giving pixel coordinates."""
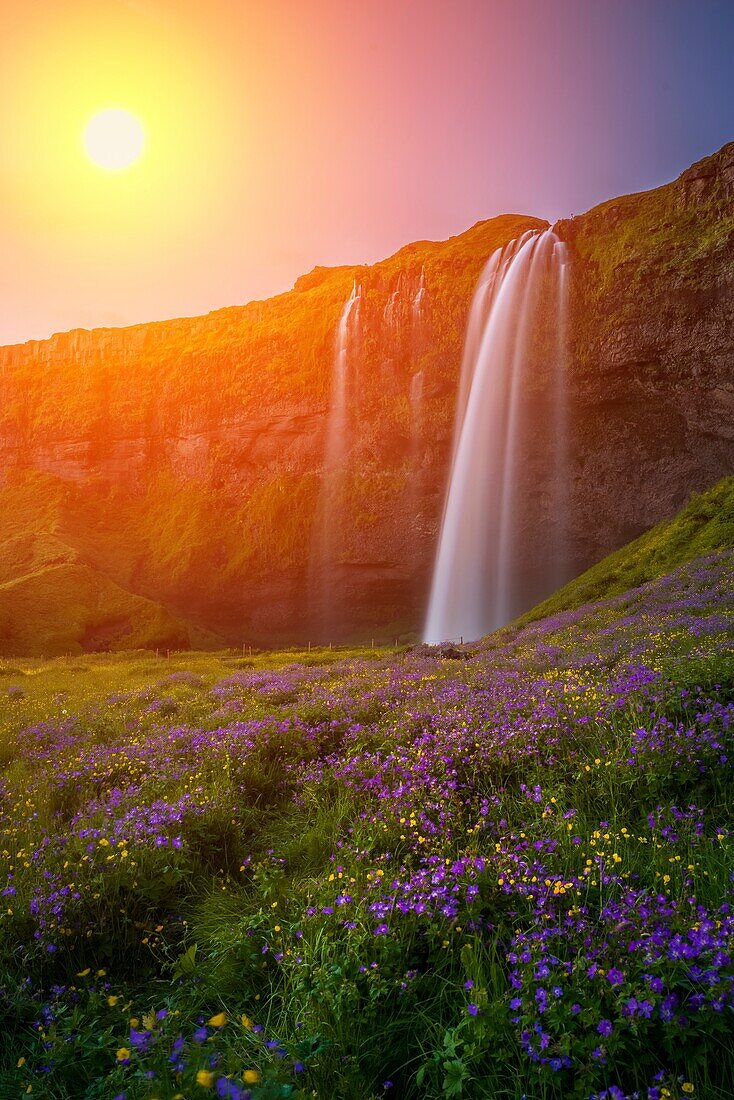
[
  {"left": 520, "top": 476, "right": 734, "bottom": 625},
  {"left": 0, "top": 142, "right": 733, "bottom": 651}
]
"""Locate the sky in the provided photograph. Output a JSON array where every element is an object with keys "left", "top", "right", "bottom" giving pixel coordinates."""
[{"left": 1, "top": 0, "right": 734, "bottom": 346}]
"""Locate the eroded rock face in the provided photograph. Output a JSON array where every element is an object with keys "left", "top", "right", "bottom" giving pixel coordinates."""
[{"left": 0, "top": 146, "right": 732, "bottom": 651}]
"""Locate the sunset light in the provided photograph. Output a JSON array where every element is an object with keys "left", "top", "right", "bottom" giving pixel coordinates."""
[{"left": 84, "top": 108, "right": 145, "bottom": 170}]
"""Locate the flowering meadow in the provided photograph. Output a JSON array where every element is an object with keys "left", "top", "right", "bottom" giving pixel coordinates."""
[{"left": 1, "top": 552, "right": 734, "bottom": 1099}]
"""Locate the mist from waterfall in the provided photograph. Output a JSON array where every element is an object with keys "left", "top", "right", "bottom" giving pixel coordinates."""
[{"left": 424, "top": 228, "right": 569, "bottom": 644}]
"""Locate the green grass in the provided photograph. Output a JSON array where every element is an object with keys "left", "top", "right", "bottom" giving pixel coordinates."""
[
  {"left": 0, "top": 549, "right": 733, "bottom": 1098},
  {"left": 519, "top": 476, "right": 734, "bottom": 626}
]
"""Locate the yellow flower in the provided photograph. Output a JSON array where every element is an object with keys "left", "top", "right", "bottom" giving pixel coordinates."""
[
  {"left": 116, "top": 1047, "right": 131, "bottom": 1062},
  {"left": 240, "top": 1014, "right": 254, "bottom": 1030},
  {"left": 196, "top": 1069, "right": 215, "bottom": 1088},
  {"left": 209, "top": 1012, "right": 227, "bottom": 1027},
  {"left": 243, "top": 1070, "right": 261, "bottom": 1084},
  {"left": 682, "top": 1087, "right": 695, "bottom": 1096},
  {"left": 17, "top": 1057, "right": 25, "bottom": 1067},
  {"left": 107, "top": 995, "right": 119, "bottom": 1006},
  {"left": 77, "top": 968, "right": 91, "bottom": 977}
]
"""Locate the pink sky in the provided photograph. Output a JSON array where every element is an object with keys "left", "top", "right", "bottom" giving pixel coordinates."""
[{"left": 1, "top": 0, "right": 733, "bottom": 346}]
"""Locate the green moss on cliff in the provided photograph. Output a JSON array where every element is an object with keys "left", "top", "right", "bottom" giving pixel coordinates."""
[
  {"left": 563, "top": 142, "right": 734, "bottom": 375},
  {"left": 570, "top": 144, "right": 734, "bottom": 296}
]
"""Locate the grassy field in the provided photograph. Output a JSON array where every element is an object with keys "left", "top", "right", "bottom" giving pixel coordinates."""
[{"left": 1, "top": 552, "right": 734, "bottom": 1099}]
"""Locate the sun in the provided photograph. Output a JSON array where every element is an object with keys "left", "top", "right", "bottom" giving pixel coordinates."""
[{"left": 84, "top": 108, "right": 145, "bottom": 171}]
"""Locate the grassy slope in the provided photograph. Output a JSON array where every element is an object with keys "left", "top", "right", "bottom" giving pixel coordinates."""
[{"left": 519, "top": 476, "right": 734, "bottom": 626}]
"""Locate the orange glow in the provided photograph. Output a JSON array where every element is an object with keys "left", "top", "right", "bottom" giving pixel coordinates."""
[{"left": 0, "top": 1, "right": 244, "bottom": 273}]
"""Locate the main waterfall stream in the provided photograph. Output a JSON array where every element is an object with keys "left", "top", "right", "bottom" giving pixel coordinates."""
[{"left": 424, "top": 228, "right": 569, "bottom": 644}]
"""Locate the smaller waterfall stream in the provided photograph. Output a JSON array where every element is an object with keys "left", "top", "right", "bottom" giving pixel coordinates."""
[
  {"left": 323, "top": 281, "right": 360, "bottom": 475},
  {"left": 309, "top": 282, "right": 362, "bottom": 635},
  {"left": 409, "top": 270, "right": 428, "bottom": 562},
  {"left": 409, "top": 370, "right": 424, "bottom": 534},
  {"left": 412, "top": 266, "right": 426, "bottom": 323}
]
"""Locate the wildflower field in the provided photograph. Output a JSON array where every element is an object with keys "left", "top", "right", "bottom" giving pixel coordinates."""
[{"left": 1, "top": 552, "right": 734, "bottom": 1100}]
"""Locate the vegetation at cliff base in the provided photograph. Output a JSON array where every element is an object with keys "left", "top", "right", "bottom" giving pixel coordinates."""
[
  {"left": 520, "top": 476, "right": 734, "bottom": 627},
  {"left": 0, "top": 549, "right": 733, "bottom": 1098}
]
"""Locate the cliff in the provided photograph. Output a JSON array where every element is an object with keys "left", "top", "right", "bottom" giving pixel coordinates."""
[{"left": 0, "top": 142, "right": 733, "bottom": 653}]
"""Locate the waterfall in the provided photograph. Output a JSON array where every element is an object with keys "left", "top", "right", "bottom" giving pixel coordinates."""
[
  {"left": 410, "top": 265, "right": 427, "bottom": 457},
  {"left": 409, "top": 269, "right": 427, "bottom": 545},
  {"left": 412, "top": 265, "right": 426, "bottom": 322},
  {"left": 424, "top": 228, "right": 569, "bottom": 644},
  {"left": 409, "top": 369, "right": 424, "bottom": 535},
  {"left": 452, "top": 231, "right": 535, "bottom": 448},
  {"left": 410, "top": 370, "right": 424, "bottom": 438},
  {"left": 551, "top": 239, "right": 570, "bottom": 590},
  {"left": 384, "top": 286, "right": 400, "bottom": 329},
  {"left": 309, "top": 282, "right": 362, "bottom": 636},
  {"left": 323, "top": 281, "right": 361, "bottom": 476}
]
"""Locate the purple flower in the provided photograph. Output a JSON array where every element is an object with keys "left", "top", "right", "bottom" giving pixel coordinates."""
[{"left": 129, "top": 1027, "right": 151, "bottom": 1052}]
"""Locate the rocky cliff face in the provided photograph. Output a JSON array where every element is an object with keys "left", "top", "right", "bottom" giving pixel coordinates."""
[
  {"left": 561, "top": 142, "right": 734, "bottom": 586},
  {"left": 0, "top": 144, "right": 733, "bottom": 653}
]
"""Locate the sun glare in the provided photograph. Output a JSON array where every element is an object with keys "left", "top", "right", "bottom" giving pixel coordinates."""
[{"left": 84, "top": 108, "right": 145, "bottom": 171}]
